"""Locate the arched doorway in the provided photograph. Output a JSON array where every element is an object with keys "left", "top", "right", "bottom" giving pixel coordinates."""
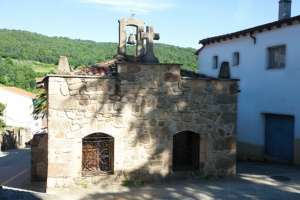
[
  {"left": 173, "top": 131, "right": 200, "bottom": 171},
  {"left": 82, "top": 133, "right": 114, "bottom": 176}
]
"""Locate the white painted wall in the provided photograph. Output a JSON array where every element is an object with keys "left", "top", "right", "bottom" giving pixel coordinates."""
[
  {"left": 0, "top": 88, "right": 42, "bottom": 134},
  {"left": 198, "top": 24, "right": 300, "bottom": 147}
]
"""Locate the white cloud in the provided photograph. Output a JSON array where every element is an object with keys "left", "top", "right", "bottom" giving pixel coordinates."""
[{"left": 80, "top": 0, "right": 173, "bottom": 15}]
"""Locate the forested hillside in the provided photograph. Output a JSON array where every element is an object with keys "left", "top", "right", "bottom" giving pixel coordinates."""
[
  {"left": 0, "top": 29, "right": 198, "bottom": 71},
  {"left": 0, "top": 29, "right": 198, "bottom": 92},
  {"left": 0, "top": 58, "right": 37, "bottom": 91}
]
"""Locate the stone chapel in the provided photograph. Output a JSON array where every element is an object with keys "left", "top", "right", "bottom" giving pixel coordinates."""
[{"left": 43, "top": 18, "right": 238, "bottom": 190}]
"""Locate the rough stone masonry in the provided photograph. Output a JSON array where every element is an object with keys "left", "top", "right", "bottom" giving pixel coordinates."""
[{"left": 44, "top": 62, "right": 238, "bottom": 190}]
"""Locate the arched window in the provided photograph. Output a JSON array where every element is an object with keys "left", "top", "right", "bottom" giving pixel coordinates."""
[
  {"left": 173, "top": 131, "right": 200, "bottom": 171},
  {"left": 82, "top": 133, "right": 114, "bottom": 176}
]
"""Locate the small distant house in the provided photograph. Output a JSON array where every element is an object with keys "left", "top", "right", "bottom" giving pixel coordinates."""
[
  {"left": 196, "top": 0, "right": 300, "bottom": 165},
  {"left": 0, "top": 87, "right": 44, "bottom": 134}
]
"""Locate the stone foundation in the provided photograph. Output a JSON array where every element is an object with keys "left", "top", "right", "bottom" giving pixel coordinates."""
[
  {"left": 236, "top": 141, "right": 265, "bottom": 161},
  {"left": 237, "top": 139, "right": 300, "bottom": 165},
  {"left": 294, "top": 139, "right": 300, "bottom": 165},
  {"left": 45, "top": 63, "right": 238, "bottom": 190}
]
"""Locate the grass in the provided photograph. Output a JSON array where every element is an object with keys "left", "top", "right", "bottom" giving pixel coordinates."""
[
  {"left": 121, "top": 178, "right": 144, "bottom": 186},
  {"left": 121, "top": 178, "right": 130, "bottom": 186},
  {"left": 12, "top": 59, "right": 57, "bottom": 74},
  {"left": 32, "top": 64, "right": 57, "bottom": 74},
  {"left": 135, "top": 179, "right": 143, "bottom": 186}
]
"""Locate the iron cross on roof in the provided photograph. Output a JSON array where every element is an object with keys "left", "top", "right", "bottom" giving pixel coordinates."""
[
  {"left": 141, "top": 26, "right": 160, "bottom": 63},
  {"left": 130, "top": 8, "right": 135, "bottom": 18}
]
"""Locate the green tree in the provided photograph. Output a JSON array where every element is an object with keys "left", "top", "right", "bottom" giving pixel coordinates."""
[
  {"left": 0, "top": 102, "right": 5, "bottom": 129},
  {"left": 0, "top": 59, "right": 37, "bottom": 91},
  {"left": 32, "top": 90, "right": 47, "bottom": 118},
  {"left": 0, "top": 29, "right": 198, "bottom": 71}
]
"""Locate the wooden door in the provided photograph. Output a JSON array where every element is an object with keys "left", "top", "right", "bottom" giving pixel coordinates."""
[{"left": 265, "top": 114, "right": 294, "bottom": 162}]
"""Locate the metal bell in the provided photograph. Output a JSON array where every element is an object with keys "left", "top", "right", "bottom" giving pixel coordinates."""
[{"left": 126, "top": 33, "right": 135, "bottom": 45}]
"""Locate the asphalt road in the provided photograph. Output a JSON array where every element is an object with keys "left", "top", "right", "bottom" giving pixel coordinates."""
[
  {"left": 0, "top": 148, "right": 30, "bottom": 187},
  {"left": 0, "top": 148, "right": 46, "bottom": 192}
]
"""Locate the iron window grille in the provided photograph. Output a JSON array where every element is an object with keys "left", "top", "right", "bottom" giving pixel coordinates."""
[
  {"left": 82, "top": 133, "right": 114, "bottom": 176},
  {"left": 268, "top": 45, "right": 286, "bottom": 69}
]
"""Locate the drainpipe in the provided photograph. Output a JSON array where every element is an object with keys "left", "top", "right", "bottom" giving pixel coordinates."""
[{"left": 250, "top": 33, "right": 256, "bottom": 44}]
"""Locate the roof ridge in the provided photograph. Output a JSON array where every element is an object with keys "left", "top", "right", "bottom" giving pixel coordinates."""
[{"left": 198, "top": 15, "right": 300, "bottom": 47}]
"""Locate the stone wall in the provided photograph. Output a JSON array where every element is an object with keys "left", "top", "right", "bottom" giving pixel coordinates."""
[
  {"left": 46, "top": 63, "right": 238, "bottom": 190},
  {"left": 31, "top": 135, "right": 48, "bottom": 181},
  {"left": 19, "top": 128, "right": 32, "bottom": 148},
  {"left": 1, "top": 127, "right": 31, "bottom": 149}
]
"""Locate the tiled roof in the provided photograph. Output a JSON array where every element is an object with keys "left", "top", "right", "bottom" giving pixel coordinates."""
[
  {"left": 0, "top": 87, "right": 37, "bottom": 99},
  {"left": 35, "top": 77, "right": 44, "bottom": 83},
  {"left": 195, "top": 15, "right": 300, "bottom": 55}
]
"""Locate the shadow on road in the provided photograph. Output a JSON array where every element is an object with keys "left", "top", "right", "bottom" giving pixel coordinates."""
[
  {"left": 77, "top": 161, "right": 300, "bottom": 200},
  {"left": 1, "top": 148, "right": 300, "bottom": 199},
  {"left": 0, "top": 186, "right": 57, "bottom": 200}
]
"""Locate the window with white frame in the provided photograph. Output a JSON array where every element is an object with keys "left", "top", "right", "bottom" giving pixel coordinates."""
[
  {"left": 233, "top": 52, "right": 239, "bottom": 66},
  {"left": 268, "top": 45, "right": 286, "bottom": 69},
  {"left": 213, "top": 56, "right": 218, "bottom": 69}
]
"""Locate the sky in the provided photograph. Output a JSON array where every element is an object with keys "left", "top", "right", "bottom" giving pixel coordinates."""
[{"left": 1, "top": 0, "right": 300, "bottom": 49}]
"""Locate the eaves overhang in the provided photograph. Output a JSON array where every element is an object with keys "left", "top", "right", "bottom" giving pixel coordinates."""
[{"left": 195, "top": 15, "right": 300, "bottom": 55}]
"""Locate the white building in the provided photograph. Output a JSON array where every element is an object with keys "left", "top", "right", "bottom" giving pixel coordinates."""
[
  {"left": 0, "top": 87, "right": 43, "bottom": 134},
  {"left": 196, "top": 1, "right": 300, "bottom": 165}
]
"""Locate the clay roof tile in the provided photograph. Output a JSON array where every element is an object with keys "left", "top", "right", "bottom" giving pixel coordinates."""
[{"left": 0, "top": 87, "right": 37, "bottom": 99}]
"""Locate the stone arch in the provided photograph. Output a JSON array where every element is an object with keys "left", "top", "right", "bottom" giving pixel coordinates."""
[
  {"left": 170, "top": 122, "right": 203, "bottom": 136},
  {"left": 172, "top": 131, "right": 200, "bottom": 171},
  {"left": 118, "top": 18, "right": 145, "bottom": 57},
  {"left": 168, "top": 123, "right": 209, "bottom": 173},
  {"left": 82, "top": 132, "right": 114, "bottom": 176}
]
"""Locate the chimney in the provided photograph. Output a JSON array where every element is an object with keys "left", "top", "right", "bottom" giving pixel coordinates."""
[{"left": 278, "top": 0, "right": 292, "bottom": 20}]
